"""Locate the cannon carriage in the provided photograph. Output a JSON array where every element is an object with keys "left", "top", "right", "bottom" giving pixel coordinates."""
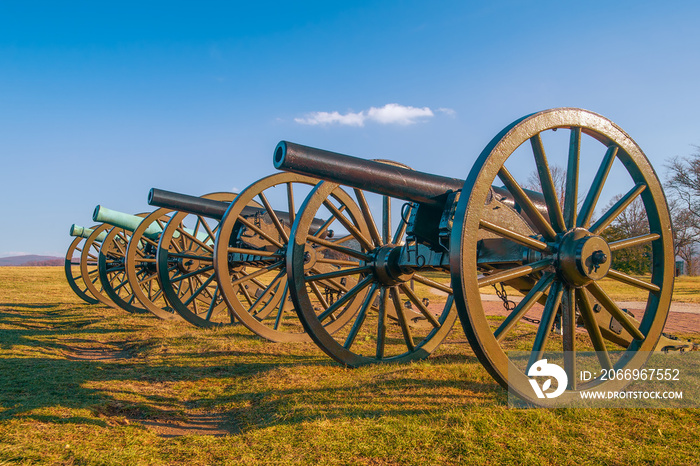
[
  {"left": 65, "top": 224, "right": 107, "bottom": 305},
  {"left": 149, "top": 174, "right": 366, "bottom": 341},
  {"left": 274, "top": 108, "right": 675, "bottom": 405}
]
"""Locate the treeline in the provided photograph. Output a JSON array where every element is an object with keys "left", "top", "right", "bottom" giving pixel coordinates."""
[{"left": 1, "top": 259, "right": 64, "bottom": 267}]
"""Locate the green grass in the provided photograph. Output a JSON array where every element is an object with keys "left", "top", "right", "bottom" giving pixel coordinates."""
[
  {"left": 480, "top": 273, "right": 700, "bottom": 304},
  {"left": 0, "top": 267, "right": 699, "bottom": 465}
]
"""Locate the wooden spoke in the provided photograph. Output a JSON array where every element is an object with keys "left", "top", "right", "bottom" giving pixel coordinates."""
[
  {"left": 479, "top": 219, "right": 551, "bottom": 253},
  {"left": 609, "top": 233, "right": 660, "bottom": 252},
  {"left": 198, "top": 216, "right": 217, "bottom": 243},
  {"left": 399, "top": 282, "right": 441, "bottom": 328},
  {"left": 376, "top": 288, "right": 388, "bottom": 360},
  {"left": 562, "top": 285, "right": 576, "bottom": 390},
  {"left": 175, "top": 225, "right": 214, "bottom": 253},
  {"left": 323, "top": 199, "right": 374, "bottom": 251},
  {"left": 587, "top": 281, "right": 645, "bottom": 340},
  {"left": 494, "top": 273, "right": 554, "bottom": 341},
  {"left": 590, "top": 183, "right": 646, "bottom": 235},
  {"left": 318, "top": 275, "right": 373, "bottom": 323},
  {"left": 564, "top": 127, "right": 581, "bottom": 229},
  {"left": 228, "top": 261, "right": 284, "bottom": 288},
  {"left": 382, "top": 196, "right": 392, "bottom": 245},
  {"left": 169, "top": 265, "right": 215, "bottom": 283},
  {"left": 531, "top": 134, "right": 566, "bottom": 232},
  {"left": 477, "top": 259, "right": 552, "bottom": 288},
  {"left": 412, "top": 273, "right": 452, "bottom": 295},
  {"left": 353, "top": 188, "right": 383, "bottom": 246},
  {"left": 578, "top": 145, "right": 618, "bottom": 228},
  {"left": 527, "top": 280, "right": 563, "bottom": 370},
  {"left": 606, "top": 269, "right": 660, "bottom": 293},
  {"left": 304, "top": 265, "right": 371, "bottom": 283},
  {"left": 226, "top": 247, "right": 282, "bottom": 257},
  {"left": 286, "top": 182, "right": 295, "bottom": 225},
  {"left": 273, "top": 281, "right": 290, "bottom": 330},
  {"left": 313, "top": 206, "right": 344, "bottom": 238},
  {"left": 498, "top": 166, "right": 557, "bottom": 241},
  {"left": 183, "top": 273, "right": 217, "bottom": 307},
  {"left": 306, "top": 235, "right": 371, "bottom": 261},
  {"left": 390, "top": 286, "right": 415, "bottom": 351},
  {"left": 236, "top": 215, "right": 284, "bottom": 249},
  {"left": 258, "top": 191, "right": 289, "bottom": 243},
  {"left": 576, "top": 288, "right": 613, "bottom": 370},
  {"left": 315, "top": 257, "right": 362, "bottom": 267},
  {"left": 343, "top": 283, "right": 379, "bottom": 350}
]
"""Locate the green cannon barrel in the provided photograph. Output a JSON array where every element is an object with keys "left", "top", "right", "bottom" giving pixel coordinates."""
[
  {"left": 70, "top": 224, "right": 107, "bottom": 242},
  {"left": 92, "top": 206, "right": 163, "bottom": 240}
]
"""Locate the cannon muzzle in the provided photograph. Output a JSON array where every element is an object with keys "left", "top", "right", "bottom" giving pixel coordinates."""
[
  {"left": 70, "top": 224, "right": 107, "bottom": 242},
  {"left": 92, "top": 206, "right": 162, "bottom": 239}
]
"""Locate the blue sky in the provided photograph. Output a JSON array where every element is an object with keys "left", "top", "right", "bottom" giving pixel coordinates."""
[{"left": 1, "top": 0, "right": 698, "bottom": 257}]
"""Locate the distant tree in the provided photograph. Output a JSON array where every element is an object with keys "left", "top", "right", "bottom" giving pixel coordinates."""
[
  {"left": 666, "top": 147, "right": 700, "bottom": 219},
  {"left": 526, "top": 163, "right": 567, "bottom": 208},
  {"left": 600, "top": 196, "right": 651, "bottom": 274},
  {"left": 665, "top": 148, "right": 700, "bottom": 275}
]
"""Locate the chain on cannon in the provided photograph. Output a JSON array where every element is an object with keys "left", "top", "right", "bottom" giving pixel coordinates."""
[{"left": 273, "top": 107, "right": 696, "bottom": 406}]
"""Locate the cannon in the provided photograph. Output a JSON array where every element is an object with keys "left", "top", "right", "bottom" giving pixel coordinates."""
[
  {"left": 145, "top": 190, "right": 242, "bottom": 327},
  {"left": 88, "top": 208, "right": 162, "bottom": 313},
  {"left": 65, "top": 224, "right": 107, "bottom": 304},
  {"left": 93, "top": 201, "right": 230, "bottom": 319},
  {"left": 149, "top": 175, "right": 363, "bottom": 341},
  {"left": 274, "top": 108, "right": 675, "bottom": 405}
]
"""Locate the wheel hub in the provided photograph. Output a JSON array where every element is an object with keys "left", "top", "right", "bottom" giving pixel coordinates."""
[
  {"left": 556, "top": 228, "right": 611, "bottom": 287},
  {"left": 178, "top": 254, "right": 201, "bottom": 273},
  {"left": 372, "top": 245, "right": 413, "bottom": 286}
]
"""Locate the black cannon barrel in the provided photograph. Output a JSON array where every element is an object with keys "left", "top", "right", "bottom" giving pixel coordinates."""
[
  {"left": 148, "top": 188, "right": 328, "bottom": 232},
  {"left": 148, "top": 188, "right": 233, "bottom": 220},
  {"left": 274, "top": 141, "right": 463, "bottom": 208},
  {"left": 273, "top": 141, "right": 548, "bottom": 218}
]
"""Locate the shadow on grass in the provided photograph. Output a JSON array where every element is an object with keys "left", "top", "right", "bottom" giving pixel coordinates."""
[
  {"left": 0, "top": 303, "right": 59, "bottom": 309},
  {"left": 0, "top": 301, "right": 505, "bottom": 436}
]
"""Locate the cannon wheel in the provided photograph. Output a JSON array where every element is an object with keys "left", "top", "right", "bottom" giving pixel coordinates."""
[
  {"left": 286, "top": 176, "right": 458, "bottom": 365},
  {"left": 65, "top": 230, "right": 99, "bottom": 304},
  {"left": 80, "top": 223, "right": 118, "bottom": 308},
  {"left": 125, "top": 208, "right": 179, "bottom": 319},
  {"left": 451, "top": 108, "right": 674, "bottom": 405},
  {"left": 98, "top": 213, "right": 151, "bottom": 314},
  {"left": 214, "top": 173, "right": 362, "bottom": 342},
  {"left": 156, "top": 192, "right": 243, "bottom": 327}
]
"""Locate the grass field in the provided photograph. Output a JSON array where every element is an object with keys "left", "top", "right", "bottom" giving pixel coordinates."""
[
  {"left": 480, "top": 274, "right": 700, "bottom": 304},
  {"left": 0, "top": 267, "right": 699, "bottom": 465}
]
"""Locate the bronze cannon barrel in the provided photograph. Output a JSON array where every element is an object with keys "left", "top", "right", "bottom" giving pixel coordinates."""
[{"left": 274, "top": 141, "right": 547, "bottom": 217}]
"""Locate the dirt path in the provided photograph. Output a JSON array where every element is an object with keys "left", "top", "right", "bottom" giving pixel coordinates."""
[{"left": 480, "top": 295, "right": 700, "bottom": 335}]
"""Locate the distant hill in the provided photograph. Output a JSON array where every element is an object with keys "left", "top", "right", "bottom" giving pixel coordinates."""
[{"left": 0, "top": 255, "right": 63, "bottom": 266}]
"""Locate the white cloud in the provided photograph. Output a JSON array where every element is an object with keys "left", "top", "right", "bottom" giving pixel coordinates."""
[
  {"left": 294, "top": 103, "right": 454, "bottom": 127},
  {"left": 295, "top": 111, "right": 365, "bottom": 126},
  {"left": 437, "top": 107, "right": 457, "bottom": 117}
]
